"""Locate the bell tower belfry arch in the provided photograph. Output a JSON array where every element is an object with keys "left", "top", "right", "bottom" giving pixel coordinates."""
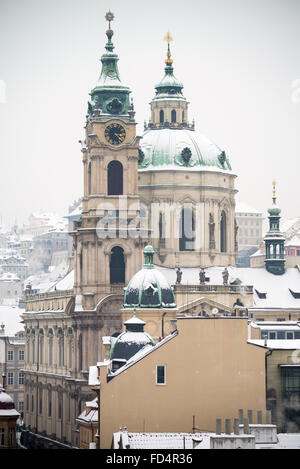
[{"left": 72, "top": 12, "right": 147, "bottom": 310}]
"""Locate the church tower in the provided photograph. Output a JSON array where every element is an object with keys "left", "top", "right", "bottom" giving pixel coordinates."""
[
  {"left": 264, "top": 181, "right": 285, "bottom": 275},
  {"left": 72, "top": 12, "right": 146, "bottom": 310}
]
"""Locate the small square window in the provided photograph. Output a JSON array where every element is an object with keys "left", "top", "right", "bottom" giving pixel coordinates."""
[{"left": 156, "top": 365, "right": 166, "bottom": 385}]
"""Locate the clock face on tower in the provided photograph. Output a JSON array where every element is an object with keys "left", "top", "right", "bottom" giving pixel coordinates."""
[{"left": 105, "top": 123, "right": 126, "bottom": 145}]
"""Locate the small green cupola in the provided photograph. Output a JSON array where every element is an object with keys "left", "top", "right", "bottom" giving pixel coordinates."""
[
  {"left": 123, "top": 245, "right": 176, "bottom": 308},
  {"left": 87, "top": 11, "right": 131, "bottom": 120},
  {"left": 109, "top": 310, "right": 155, "bottom": 372},
  {"left": 264, "top": 181, "right": 285, "bottom": 275}
]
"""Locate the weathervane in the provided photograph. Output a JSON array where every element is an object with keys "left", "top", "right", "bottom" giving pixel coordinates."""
[{"left": 164, "top": 31, "right": 173, "bottom": 65}]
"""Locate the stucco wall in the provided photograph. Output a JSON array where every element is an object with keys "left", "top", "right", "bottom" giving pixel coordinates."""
[{"left": 99, "top": 317, "right": 266, "bottom": 448}]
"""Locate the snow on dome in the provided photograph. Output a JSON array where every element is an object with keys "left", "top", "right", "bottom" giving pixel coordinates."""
[
  {"left": 0, "top": 390, "right": 13, "bottom": 404},
  {"left": 123, "top": 265, "right": 176, "bottom": 308},
  {"left": 110, "top": 312, "right": 155, "bottom": 364},
  {"left": 138, "top": 128, "right": 232, "bottom": 172},
  {"left": 123, "top": 245, "right": 176, "bottom": 309}
]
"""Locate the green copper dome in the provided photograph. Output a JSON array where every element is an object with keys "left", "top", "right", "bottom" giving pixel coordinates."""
[
  {"left": 138, "top": 128, "right": 232, "bottom": 171},
  {"left": 110, "top": 313, "right": 155, "bottom": 362},
  {"left": 123, "top": 246, "right": 176, "bottom": 308}
]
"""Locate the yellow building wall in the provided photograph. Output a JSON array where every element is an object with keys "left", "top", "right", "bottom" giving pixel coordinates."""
[{"left": 99, "top": 317, "right": 266, "bottom": 448}]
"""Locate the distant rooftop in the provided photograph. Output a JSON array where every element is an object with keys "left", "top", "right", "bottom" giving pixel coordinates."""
[{"left": 235, "top": 201, "right": 262, "bottom": 215}]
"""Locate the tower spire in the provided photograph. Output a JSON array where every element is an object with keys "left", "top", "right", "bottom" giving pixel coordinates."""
[
  {"left": 264, "top": 181, "right": 285, "bottom": 275},
  {"left": 87, "top": 11, "right": 131, "bottom": 119}
]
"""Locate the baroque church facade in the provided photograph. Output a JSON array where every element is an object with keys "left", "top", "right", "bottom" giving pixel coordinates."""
[{"left": 21, "top": 14, "right": 242, "bottom": 448}]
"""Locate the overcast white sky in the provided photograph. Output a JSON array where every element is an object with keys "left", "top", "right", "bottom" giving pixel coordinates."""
[{"left": 0, "top": 0, "right": 299, "bottom": 227}]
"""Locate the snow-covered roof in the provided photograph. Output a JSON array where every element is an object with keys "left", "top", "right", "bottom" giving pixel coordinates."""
[
  {"left": 248, "top": 339, "right": 300, "bottom": 349},
  {"left": 250, "top": 321, "right": 300, "bottom": 331},
  {"left": 280, "top": 217, "right": 300, "bottom": 233},
  {"left": 0, "top": 409, "right": 20, "bottom": 417},
  {"left": 0, "top": 272, "right": 20, "bottom": 282},
  {"left": 77, "top": 400, "right": 98, "bottom": 425},
  {"left": 67, "top": 203, "right": 82, "bottom": 219},
  {"left": 0, "top": 305, "right": 25, "bottom": 336},
  {"left": 285, "top": 236, "right": 300, "bottom": 247},
  {"left": 250, "top": 249, "right": 264, "bottom": 258},
  {"left": 48, "top": 269, "right": 74, "bottom": 291},
  {"left": 235, "top": 201, "right": 262, "bottom": 215},
  {"left": 155, "top": 265, "right": 300, "bottom": 310},
  {"left": 113, "top": 431, "right": 206, "bottom": 449},
  {"left": 112, "top": 431, "right": 300, "bottom": 449},
  {"left": 25, "top": 262, "right": 70, "bottom": 293}
]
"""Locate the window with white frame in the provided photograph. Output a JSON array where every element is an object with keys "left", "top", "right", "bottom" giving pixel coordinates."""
[
  {"left": 18, "top": 372, "right": 24, "bottom": 385},
  {"left": 156, "top": 365, "right": 166, "bottom": 385},
  {"left": 19, "top": 350, "right": 24, "bottom": 361},
  {"left": 7, "top": 350, "right": 13, "bottom": 361},
  {"left": 7, "top": 372, "right": 13, "bottom": 386}
]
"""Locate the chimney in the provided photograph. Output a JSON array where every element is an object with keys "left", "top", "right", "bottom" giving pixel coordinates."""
[
  {"left": 264, "top": 335, "right": 268, "bottom": 347},
  {"left": 0, "top": 324, "right": 5, "bottom": 336}
]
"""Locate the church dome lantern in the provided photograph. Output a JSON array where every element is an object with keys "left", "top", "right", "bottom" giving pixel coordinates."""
[{"left": 110, "top": 311, "right": 155, "bottom": 371}]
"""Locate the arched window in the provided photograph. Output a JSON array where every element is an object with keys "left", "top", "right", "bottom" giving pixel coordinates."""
[
  {"left": 58, "top": 329, "right": 64, "bottom": 367},
  {"left": 171, "top": 109, "right": 176, "bottom": 123},
  {"left": 39, "top": 329, "right": 44, "bottom": 364},
  {"left": 159, "top": 212, "right": 165, "bottom": 247},
  {"left": 78, "top": 334, "right": 83, "bottom": 372},
  {"left": 220, "top": 211, "right": 227, "bottom": 253},
  {"left": 88, "top": 162, "right": 91, "bottom": 195},
  {"left": 110, "top": 246, "right": 125, "bottom": 284},
  {"left": 159, "top": 110, "right": 164, "bottom": 123},
  {"left": 48, "top": 329, "right": 53, "bottom": 365},
  {"left": 48, "top": 387, "right": 52, "bottom": 417},
  {"left": 179, "top": 206, "right": 195, "bottom": 251},
  {"left": 107, "top": 161, "right": 123, "bottom": 195}
]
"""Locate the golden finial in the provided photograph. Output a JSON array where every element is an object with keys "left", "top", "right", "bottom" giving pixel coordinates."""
[
  {"left": 272, "top": 180, "right": 276, "bottom": 198},
  {"left": 164, "top": 31, "right": 173, "bottom": 65},
  {"left": 164, "top": 31, "right": 173, "bottom": 44}
]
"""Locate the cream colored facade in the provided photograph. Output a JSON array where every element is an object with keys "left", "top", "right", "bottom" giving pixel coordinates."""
[
  {"left": 94, "top": 316, "right": 267, "bottom": 449},
  {"left": 139, "top": 169, "right": 237, "bottom": 268},
  {"left": 20, "top": 20, "right": 263, "bottom": 448}
]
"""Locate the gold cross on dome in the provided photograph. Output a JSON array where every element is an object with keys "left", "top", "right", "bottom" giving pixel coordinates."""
[{"left": 164, "top": 31, "right": 173, "bottom": 44}]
